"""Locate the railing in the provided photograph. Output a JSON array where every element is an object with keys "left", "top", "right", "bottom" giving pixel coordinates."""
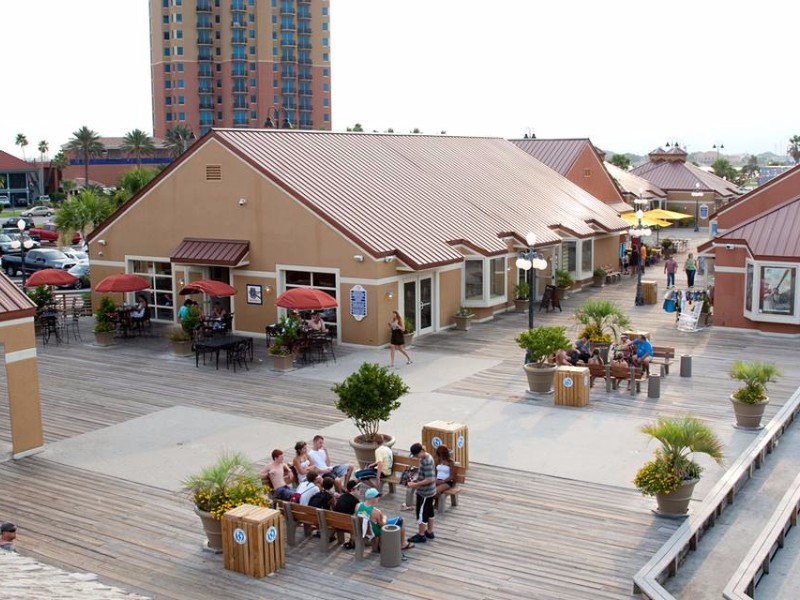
[
  {"left": 633, "top": 386, "right": 800, "bottom": 599},
  {"left": 723, "top": 472, "right": 800, "bottom": 599}
]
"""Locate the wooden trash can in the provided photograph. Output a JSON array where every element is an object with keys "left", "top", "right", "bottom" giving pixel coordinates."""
[
  {"left": 222, "top": 504, "right": 285, "bottom": 578},
  {"left": 642, "top": 280, "right": 658, "bottom": 305},
  {"left": 422, "top": 421, "right": 469, "bottom": 469},
  {"left": 554, "top": 366, "right": 590, "bottom": 407}
]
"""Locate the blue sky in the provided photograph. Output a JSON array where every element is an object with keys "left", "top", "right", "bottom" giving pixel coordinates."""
[{"left": 3, "top": 0, "right": 797, "bottom": 160}]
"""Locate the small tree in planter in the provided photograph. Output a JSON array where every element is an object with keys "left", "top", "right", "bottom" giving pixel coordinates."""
[
  {"left": 454, "top": 306, "right": 475, "bottom": 331},
  {"left": 574, "top": 299, "right": 630, "bottom": 360},
  {"left": 333, "top": 362, "right": 410, "bottom": 466},
  {"left": 515, "top": 325, "right": 572, "bottom": 393},
  {"left": 555, "top": 269, "right": 573, "bottom": 300},
  {"left": 94, "top": 295, "right": 117, "bottom": 346},
  {"left": 592, "top": 267, "right": 607, "bottom": 287},
  {"left": 167, "top": 304, "right": 199, "bottom": 356},
  {"left": 634, "top": 416, "right": 724, "bottom": 517},
  {"left": 729, "top": 361, "right": 781, "bottom": 429},
  {"left": 403, "top": 315, "right": 415, "bottom": 345},
  {"left": 514, "top": 280, "right": 530, "bottom": 312}
]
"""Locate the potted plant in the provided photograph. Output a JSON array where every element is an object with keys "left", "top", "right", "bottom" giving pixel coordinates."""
[
  {"left": 181, "top": 451, "right": 270, "bottom": 552},
  {"left": 729, "top": 361, "right": 781, "bottom": 430},
  {"left": 94, "top": 295, "right": 117, "bottom": 346},
  {"left": 574, "top": 299, "right": 631, "bottom": 361},
  {"left": 699, "top": 295, "right": 712, "bottom": 327},
  {"left": 453, "top": 306, "right": 475, "bottom": 331},
  {"left": 268, "top": 333, "right": 294, "bottom": 371},
  {"left": 555, "top": 269, "right": 573, "bottom": 300},
  {"left": 333, "top": 362, "right": 409, "bottom": 467},
  {"left": 516, "top": 325, "right": 572, "bottom": 394},
  {"left": 514, "top": 280, "right": 530, "bottom": 313},
  {"left": 403, "top": 315, "right": 415, "bottom": 346},
  {"left": 633, "top": 416, "right": 724, "bottom": 517},
  {"left": 592, "top": 267, "right": 607, "bottom": 288},
  {"left": 167, "top": 304, "right": 199, "bottom": 356}
]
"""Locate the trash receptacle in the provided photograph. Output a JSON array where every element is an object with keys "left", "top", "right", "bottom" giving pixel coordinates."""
[
  {"left": 422, "top": 421, "right": 469, "bottom": 469},
  {"left": 380, "top": 524, "right": 402, "bottom": 567},
  {"left": 554, "top": 366, "right": 590, "bottom": 407},
  {"left": 222, "top": 505, "right": 285, "bottom": 578},
  {"left": 680, "top": 354, "right": 692, "bottom": 378},
  {"left": 648, "top": 373, "right": 661, "bottom": 399}
]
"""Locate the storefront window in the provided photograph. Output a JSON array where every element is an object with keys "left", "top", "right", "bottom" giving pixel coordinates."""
[
  {"left": 129, "top": 260, "right": 174, "bottom": 320},
  {"left": 581, "top": 239, "right": 593, "bottom": 274},
  {"left": 561, "top": 241, "right": 577, "bottom": 274},
  {"left": 745, "top": 263, "right": 753, "bottom": 312},
  {"left": 490, "top": 257, "right": 505, "bottom": 298},
  {"left": 283, "top": 270, "right": 338, "bottom": 324},
  {"left": 759, "top": 266, "right": 795, "bottom": 316},
  {"left": 464, "top": 260, "right": 483, "bottom": 300}
]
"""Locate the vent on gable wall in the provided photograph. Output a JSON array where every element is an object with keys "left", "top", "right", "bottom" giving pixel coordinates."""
[
  {"left": 206, "top": 165, "right": 222, "bottom": 181},
  {"left": 583, "top": 168, "right": 592, "bottom": 177}
]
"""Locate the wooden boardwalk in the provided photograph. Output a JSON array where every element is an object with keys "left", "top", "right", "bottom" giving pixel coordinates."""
[{"left": 2, "top": 251, "right": 800, "bottom": 599}]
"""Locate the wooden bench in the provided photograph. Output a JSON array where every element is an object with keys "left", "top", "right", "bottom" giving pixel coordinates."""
[
  {"left": 283, "top": 502, "right": 324, "bottom": 550},
  {"left": 317, "top": 509, "right": 359, "bottom": 553},
  {"left": 586, "top": 363, "right": 646, "bottom": 395},
  {"left": 650, "top": 346, "right": 675, "bottom": 376},
  {"left": 436, "top": 465, "right": 467, "bottom": 514},
  {"left": 382, "top": 454, "right": 417, "bottom": 495}
]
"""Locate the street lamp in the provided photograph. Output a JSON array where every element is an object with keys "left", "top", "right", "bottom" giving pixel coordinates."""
[
  {"left": 515, "top": 232, "right": 548, "bottom": 339},
  {"left": 10, "top": 219, "right": 35, "bottom": 288},
  {"left": 629, "top": 199, "right": 652, "bottom": 306},
  {"left": 691, "top": 182, "right": 703, "bottom": 233},
  {"left": 713, "top": 143, "right": 724, "bottom": 158}
]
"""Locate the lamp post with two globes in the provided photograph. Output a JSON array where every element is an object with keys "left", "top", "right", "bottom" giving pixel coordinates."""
[
  {"left": 10, "top": 219, "right": 35, "bottom": 288},
  {"left": 515, "top": 232, "right": 548, "bottom": 338}
]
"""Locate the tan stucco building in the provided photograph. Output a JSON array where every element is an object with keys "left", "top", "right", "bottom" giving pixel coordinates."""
[{"left": 87, "top": 130, "right": 629, "bottom": 346}]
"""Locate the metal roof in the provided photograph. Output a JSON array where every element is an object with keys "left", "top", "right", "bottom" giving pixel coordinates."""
[
  {"left": 170, "top": 238, "right": 250, "bottom": 266},
  {"left": 0, "top": 151, "right": 34, "bottom": 172},
  {"left": 0, "top": 273, "right": 37, "bottom": 322},
  {"left": 213, "top": 130, "right": 630, "bottom": 268},
  {"left": 713, "top": 163, "right": 800, "bottom": 219},
  {"left": 704, "top": 195, "right": 800, "bottom": 260},
  {"left": 604, "top": 162, "right": 666, "bottom": 199},
  {"left": 631, "top": 159, "right": 740, "bottom": 197},
  {"left": 509, "top": 138, "right": 589, "bottom": 176}
]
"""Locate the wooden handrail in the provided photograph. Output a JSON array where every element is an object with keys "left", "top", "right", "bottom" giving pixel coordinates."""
[
  {"left": 633, "top": 386, "right": 800, "bottom": 599},
  {"left": 723, "top": 471, "right": 800, "bottom": 599}
]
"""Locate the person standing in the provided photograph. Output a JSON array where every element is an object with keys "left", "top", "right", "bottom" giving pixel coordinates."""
[
  {"left": 685, "top": 253, "right": 698, "bottom": 288},
  {"left": 0, "top": 522, "right": 17, "bottom": 551},
  {"left": 640, "top": 243, "right": 647, "bottom": 274},
  {"left": 407, "top": 443, "right": 436, "bottom": 543},
  {"left": 664, "top": 255, "right": 678, "bottom": 289},
  {"left": 388, "top": 310, "right": 412, "bottom": 368}
]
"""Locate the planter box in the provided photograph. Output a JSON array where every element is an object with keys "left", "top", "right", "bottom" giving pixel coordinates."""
[
  {"left": 169, "top": 339, "right": 193, "bottom": 357},
  {"left": 454, "top": 315, "right": 474, "bottom": 331},
  {"left": 270, "top": 353, "right": 294, "bottom": 372},
  {"left": 513, "top": 298, "right": 529, "bottom": 313},
  {"left": 94, "top": 331, "right": 116, "bottom": 347}
]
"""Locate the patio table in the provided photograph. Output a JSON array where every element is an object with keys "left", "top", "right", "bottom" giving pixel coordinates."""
[{"left": 195, "top": 335, "right": 253, "bottom": 369}]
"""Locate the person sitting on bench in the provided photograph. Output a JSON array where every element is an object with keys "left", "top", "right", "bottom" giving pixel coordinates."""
[
  {"left": 355, "top": 488, "right": 415, "bottom": 551},
  {"left": 632, "top": 334, "right": 654, "bottom": 372}
]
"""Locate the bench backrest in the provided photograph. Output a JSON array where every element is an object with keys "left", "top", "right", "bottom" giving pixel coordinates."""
[
  {"left": 610, "top": 365, "right": 645, "bottom": 379},
  {"left": 390, "top": 454, "right": 418, "bottom": 475},
  {"left": 586, "top": 363, "right": 607, "bottom": 377},
  {"left": 284, "top": 501, "right": 319, "bottom": 526},
  {"left": 652, "top": 346, "right": 675, "bottom": 358},
  {"left": 319, "top": 509, "right": 356, "bottom": 533}
]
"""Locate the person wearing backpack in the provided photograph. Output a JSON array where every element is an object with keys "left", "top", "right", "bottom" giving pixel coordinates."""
[{"left": 308, "top": 477, "right": 336, "bottom": 510}]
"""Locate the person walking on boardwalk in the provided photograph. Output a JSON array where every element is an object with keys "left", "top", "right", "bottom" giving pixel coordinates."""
[
  {"left": 388, "top": 310, "right": 412, "bottom": 367},
  {"left": 664, "top": 255, "right": 678, "bottom": 289},
  {"left": 684, "top": 253, "right": 698, "bottom": 288}
]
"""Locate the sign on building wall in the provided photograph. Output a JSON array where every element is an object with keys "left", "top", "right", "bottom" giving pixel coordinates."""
[
  {"left": 349, "top": 285, "right": 367, "bottom": 321},
  {"left": 699, "top": 204, "right": 709, "bottom": 220}
]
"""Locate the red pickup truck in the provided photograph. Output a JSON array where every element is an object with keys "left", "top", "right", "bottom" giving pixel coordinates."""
[{"left": 29, "top": 223, "right": 82, "bottom": 245}]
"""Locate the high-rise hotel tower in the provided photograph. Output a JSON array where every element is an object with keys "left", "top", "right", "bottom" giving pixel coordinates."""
[{"left": 149, "top": 0, "right": 331, "bottom": 138}]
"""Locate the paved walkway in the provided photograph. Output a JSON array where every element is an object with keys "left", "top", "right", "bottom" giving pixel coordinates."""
[{"left": 0, "top": 550, "right": 149, "bottom": 599}]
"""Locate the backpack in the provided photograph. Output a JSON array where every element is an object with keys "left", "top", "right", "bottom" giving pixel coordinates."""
[
  {"left": 400, "top": 466, "right": 419, "bottom": 486},
  {"left": 308, "top": 490, "right": 331, "bottom": 509}
]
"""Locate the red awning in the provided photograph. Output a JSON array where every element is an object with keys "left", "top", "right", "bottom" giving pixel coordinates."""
[{"left": 170, "top": 238, "right": 249, "bottom": 266}]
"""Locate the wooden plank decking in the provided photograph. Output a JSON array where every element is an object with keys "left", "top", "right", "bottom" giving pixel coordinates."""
[{"left": 2, "top": 259, "right": 800, "bottom": 599}]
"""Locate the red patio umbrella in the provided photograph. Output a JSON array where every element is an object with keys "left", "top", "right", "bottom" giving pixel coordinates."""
[
  {"left": 95, "top": 273, "right": 151, "bottom": 293},
  {"left": 275, "top": 288, "right": 338, "bottom": 310},
  {"left": 179, "top": 279, "right": 237, "bottom": 297},
  {"left": 24, "top": 268, "right": 78, "bottom": 288}
]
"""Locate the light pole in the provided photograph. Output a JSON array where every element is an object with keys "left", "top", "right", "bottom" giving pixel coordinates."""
[
  {"left": 691, "top": 182, "right": 703, "bottom": 232},
  {"left": 713, "top": 143, "right": 724, "bottom": 159},
  {"left": 10, "top": 219, "right": 35, "bottom": 288},
  {"left": 630, "top": 198, "right": 652, "bottom": 307},
  {"left": 516, "top": 232, "right": 548, "bottom": 358}
]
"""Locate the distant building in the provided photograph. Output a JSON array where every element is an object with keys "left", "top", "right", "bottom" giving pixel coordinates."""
[
  {"left": 61, "top": 137, "right": 172, "bottom": 189},
  {"left": 757, "top": 165, "right": 793, "bottom": 187},
  {"left": 148, "top": 0, "right": 332, "bottom": 138},
  {"left": 0, "top": 151, "right": 39, "bottom": 206}
]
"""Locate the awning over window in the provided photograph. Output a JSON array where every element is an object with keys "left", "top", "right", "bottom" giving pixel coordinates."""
[{"left": 170, "top": 238, "right": 250, "bottom": 266}]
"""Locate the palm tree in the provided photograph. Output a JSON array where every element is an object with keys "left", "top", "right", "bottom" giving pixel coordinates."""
[
  {"left": 15, "top": 134, "right": 29, "bottom": 161},
  {"left": 54, "top": 188, "right": 114, "bottom": 242},
  {"left": 61, "top": 179, "right": 76, "bottom": 199},
  {"left": 37, "top": 140, "right": 49, "bottom": 198},
  {"left": 111, "top": 167, "right": 158, "bottom": 207},
  {"left": 165, "top": 125, "right": 195, "bottom": 158},
  {"left": 121, "top": 129, "right": 155, "bottom": 167},
  {"left": 788, "top": 135, "right": 800, "bottom": 165},
  {"left": 66, "top": 126, "right": 105, "bottom": 189},
  {"left": 639, "top": 416, "right": 724, "bottom": 478}
]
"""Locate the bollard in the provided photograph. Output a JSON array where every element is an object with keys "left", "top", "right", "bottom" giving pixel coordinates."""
[
  {"left": 629, "top": 364, "right": 636, "bottom": 396},
  {"left": 604, "top": 363, "right": 612, "bottom": 393},
  {"left": 648, "top": 373, "right": 661, "bottom": 399},
  {"left": 680, "top": 354, "right": 692, "bottom": 378},
  {"left": 380, "top": 524, "right": 402, "bottom": 567}
]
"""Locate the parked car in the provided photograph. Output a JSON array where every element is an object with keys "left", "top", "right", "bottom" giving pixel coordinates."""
[
  {"left": 29, "top": 222, "right": 82, "bottom": 245},
  {"left": 61, "top": 248, "right": 88, "bottom": 262},
  {"left": 0, "top": 196, "right": 10, "bottom": 209},
  {"left": 21, "top": 206, "right": 54, "bottom": 218},
  {"left": 1, "top": 248, "right": 76, "bottom": 277},
  {"left": 59, "top": 262, "right": 90, "bottom": 290},
  {"left": 2, "top": 217, "right": 34, "bottom": 231},
  {"left": 0, "top": 233, "right": 40, "bottom": 255}
]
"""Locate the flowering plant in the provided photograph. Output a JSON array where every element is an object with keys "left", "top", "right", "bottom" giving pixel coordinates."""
[
  {"left": 633, "top": 450, "right": 701, "bottom": 496},
  {"left": 182, "top": 451, "right": 270, "bottom": 520}
]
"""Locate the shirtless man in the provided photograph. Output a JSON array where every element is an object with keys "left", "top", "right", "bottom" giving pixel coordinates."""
[{"left": 259, "top": 449, "right": 295, "bottom": 501}]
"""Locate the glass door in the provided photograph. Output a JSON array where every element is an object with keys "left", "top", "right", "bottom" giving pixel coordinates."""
[{"left": 402, "top": 275, "right": 434, "bottom": 336}]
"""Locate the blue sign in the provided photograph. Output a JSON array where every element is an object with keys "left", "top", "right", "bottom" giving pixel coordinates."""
[
  {"left": 699, "top": 204, "right": 709, "bottom": 220},
  {"left": 431, "top": 436, "right": 442, "bottom": 448},
  {"left": 563, "top": 377, "right": 574, "bottom": 388},
  {"left": 233, "top": 527, "right": 247, "bottom": 545},
  {"left": 457, "top": 434, "right": 464, "bottom": 449},
  {"left": 349, "top": 285, "right": 367, "bottom": 322},
  {"left": 265, "top": 525, "right": 278, "bottom": 544}
]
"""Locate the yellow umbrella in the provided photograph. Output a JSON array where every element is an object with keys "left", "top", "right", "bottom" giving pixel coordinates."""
[
  {"left": 644, "top": 208, "right": 693, "bottom": 220},
  {"left": 620, "top": 212, "right": 672, "bottom": 228}
]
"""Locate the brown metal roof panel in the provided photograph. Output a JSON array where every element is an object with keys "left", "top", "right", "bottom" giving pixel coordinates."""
[
  {"left": 170, "top": 238, "right": 250, "bottom": 266},
  {"left": 0, "top": 273, "right": 37, "bottom": 322},
  {"left": 605, "top": 162, "right": 666, "bottom": 198},
  {"left": 717, "top": 197, "right": 800, "bottom": 259},
  {"left": 510, "top": 139, "right": 588, "bottom": 176},
  {"left": 631, "top": 161, "right": 740, "bottom": 196}
]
